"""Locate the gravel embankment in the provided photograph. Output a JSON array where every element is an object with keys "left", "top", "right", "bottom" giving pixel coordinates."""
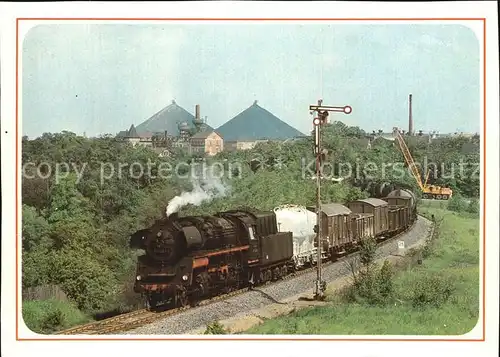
[{"left": 123, "top": 216, "right": 432, "bottom": 335}]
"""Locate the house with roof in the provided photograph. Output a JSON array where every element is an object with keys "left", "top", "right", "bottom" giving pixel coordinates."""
[
  {"left": 224, "top": 139, "right": 270, "bottom": 152},
  {"left": 189, "top": 131, "right": 224, "bottom": 156},
  {"left": 117, "top": 124, "right": 155, "bottom": 147}
]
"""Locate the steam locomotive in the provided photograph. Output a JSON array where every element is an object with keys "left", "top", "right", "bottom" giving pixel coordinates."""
[
  {"left": 130, "top": 210, "right": 293, "bottom": 308},
  {"left": 130, "top": 189, "right": 417, "bottom": 309}
]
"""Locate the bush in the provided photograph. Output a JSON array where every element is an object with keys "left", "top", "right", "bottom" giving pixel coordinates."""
[
  {"left": 421, "top": 218, "right": 441, "bottom": 259},
  {"left": 447, "top": 195, "right": 469, "bottom": 213},
  {"left": 22, "top": 299, "right": 92, "bottom": 334},
  {"left": 466, "top": 198, "right": 480, "bottom": 215},
  {"left": 204, "top": 321, "right": 228, "bottom": 334},
  {"left": 345, "top": 260, "right": 394, "bottom": 306},
  {"left": 377, "top": 260, "right": 394, "bottom": 298},
  {"left": 343, "top": 238, "right": 395, "bottom": 306},
  {"left": 359, "top": 237, "right": 377, "bottom": 267},
  {"left": 41, "top": 310, "right": 64, "bottom": 332},
  {"left": 409, "top": 274, "right": 455, "bottom": 309}
]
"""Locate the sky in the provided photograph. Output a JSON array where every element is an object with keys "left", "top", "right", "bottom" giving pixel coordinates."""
[{"left": 22, "top": 23, "right": 480, "bottom": 138}]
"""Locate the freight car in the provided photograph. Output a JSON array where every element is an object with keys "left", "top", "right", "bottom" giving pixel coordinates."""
[
  {"left": 384, "top": 188, "right": 417, "bottom": 235},
  {"left": 130, "top": 190, "right": 417, "bottom": 309},
  {"left": 347, "top": 198, "right": 389, "bottom": 238},
  {"left": 384, "top": 188, "right": 418, "bottom": 221},
  {"left": 306, "top": 203, "right": 354, "bottom": 257}
]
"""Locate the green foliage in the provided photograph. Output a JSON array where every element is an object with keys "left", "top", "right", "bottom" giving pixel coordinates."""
[
  {"left": 204, "top": 321, "right": 228, "bottom": 334},
  {"left": 343, "top": 237, "right": 395, "bottom": 306},
  {"left": 345, "top": 259, "right": 395, "bottom": 306},
  {"left": 420, "top": 215, "right": 442, "bottom": 259},
  {"left": 22, "top": 205, "right": 51, "bottom": 252},
  {"left": 408, "top": 274, "right": 455, "bottom": 309},
  {"left": 51, "top": 249, "right": 117, "bottom": 312},
  {"left": 467, "top": 198, "right": 480, "bottom": 215},
  {"left": 358, "top": 237, "right": 377, "bottom": 267},
  {"left": 41, "top": 310, "right": 65, "bottom": 332},
  {"left": 22, "top": 249, "right": 54, "bottom": 289},
  {"left": 447, "top": 194, "right": 469, "bottom": 213},
  {"left": 377, "top": 260, "right": 394, "bottom": 299},
  {"left": 22, "top": 299, "right": 92, "bottom": 334},
  {"left": 22, "top": 205, "right": 54, "bottom": 288},
  {"left": 447, "top": 194, "right": 480, "bottom": 217}
]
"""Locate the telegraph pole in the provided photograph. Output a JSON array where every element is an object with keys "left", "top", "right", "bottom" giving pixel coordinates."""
[{"left": 309, "top": 100, "right": 352, "bottom": 300}]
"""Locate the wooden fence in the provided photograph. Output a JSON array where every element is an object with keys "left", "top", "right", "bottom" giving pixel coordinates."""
[{"left": 22, "top": 284, "right": 68, "bottom": 302}]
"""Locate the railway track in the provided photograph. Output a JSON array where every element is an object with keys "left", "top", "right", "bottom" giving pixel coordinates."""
[
  {"left": 57, "top": 219, "right": 419, "bottom": 335},
  {"left": 56, "top": 260, "right": 330, "bottom": 335}
]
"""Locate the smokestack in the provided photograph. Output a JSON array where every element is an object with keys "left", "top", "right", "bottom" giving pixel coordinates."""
[
  {"left": 408, "top": 94, "right": 413, "bottom": 136},
  {"left": 169, "top": 212, "right": 179, "bottom": 221},
  {"left": 195, "top": 104, "right": 200, "bottom": 120}
]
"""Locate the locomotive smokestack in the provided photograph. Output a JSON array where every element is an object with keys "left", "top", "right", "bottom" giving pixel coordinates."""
[
  {"left": 408, "top": 94, "right": 413, "bottom": 136},
  {"left": 169, "top": 212, "right": 179, "bottom": 221},
  {"left": 195, "top": 104, "right": 200, "bottom": 120}
]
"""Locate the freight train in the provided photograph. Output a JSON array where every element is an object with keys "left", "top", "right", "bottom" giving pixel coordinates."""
[{"left": 130, "top": 189, "right": 417, "bottom": 309}]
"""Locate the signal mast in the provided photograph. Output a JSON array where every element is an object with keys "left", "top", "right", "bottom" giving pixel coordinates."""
[{"left": 309, "top": 99, "right": 352, "bottom": 300}]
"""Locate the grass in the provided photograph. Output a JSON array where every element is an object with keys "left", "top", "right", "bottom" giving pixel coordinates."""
[
  {"left": 245, "top": 202, "right": 480, "bottom": 335},
  {"left": 22, "top": 299, "right": 93, "bottom": 334}
]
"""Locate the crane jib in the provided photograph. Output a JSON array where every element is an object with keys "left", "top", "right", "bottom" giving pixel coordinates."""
[{"left": 392, "top": 127, "right": 452, "bottom": 199}]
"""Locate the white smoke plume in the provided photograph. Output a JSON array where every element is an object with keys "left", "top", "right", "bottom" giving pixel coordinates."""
[{"left": 166, "top": 170, "right": 230, "bottom": 217}]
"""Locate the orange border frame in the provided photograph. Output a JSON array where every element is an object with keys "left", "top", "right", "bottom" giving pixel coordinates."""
[{"left": 15, "top": 17, "right": 487, "bottom": 342}]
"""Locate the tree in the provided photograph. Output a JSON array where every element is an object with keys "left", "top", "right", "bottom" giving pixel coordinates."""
[{"left": 22, "top": 205, "right": 54, "bottom": 288}]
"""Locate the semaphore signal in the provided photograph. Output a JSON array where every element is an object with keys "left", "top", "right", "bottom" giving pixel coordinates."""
[{"left": 309, "top": 99, "right": 352, "bottom": 301}]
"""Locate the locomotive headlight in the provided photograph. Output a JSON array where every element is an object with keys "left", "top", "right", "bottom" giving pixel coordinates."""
[
  {"left": 136, "top": 275, "right": 142, "bottom": 281},
  {"left": 182, "top": 274, "right": 189, "bottom": 281}
]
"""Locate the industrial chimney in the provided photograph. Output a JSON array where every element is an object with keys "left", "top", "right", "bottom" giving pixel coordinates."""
[
  {"left": 408, "top": 94, "right": 413, "bottom": 136},
  {"left": 195, "top": 104, "right": 201, "bottom": 120},
  {"left": 193, "top": 104, "right": 203, "bottom": 133}
]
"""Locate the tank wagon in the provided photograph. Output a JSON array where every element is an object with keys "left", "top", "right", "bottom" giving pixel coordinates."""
[
  {"left": 273, "top": 205, "right": 317, "bottom": 269},
  {"left": 130, "top": 190, "right": 418, "bottom": 309}
]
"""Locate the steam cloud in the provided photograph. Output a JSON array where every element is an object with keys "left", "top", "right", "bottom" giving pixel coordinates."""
[{"left": 166, "top": 171, "right": 230, "bottom": 217}]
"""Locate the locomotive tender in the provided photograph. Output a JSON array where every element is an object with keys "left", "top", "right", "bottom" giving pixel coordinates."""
[{"left": 130, "top": 189, "right": 417, "bottom": 309}]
